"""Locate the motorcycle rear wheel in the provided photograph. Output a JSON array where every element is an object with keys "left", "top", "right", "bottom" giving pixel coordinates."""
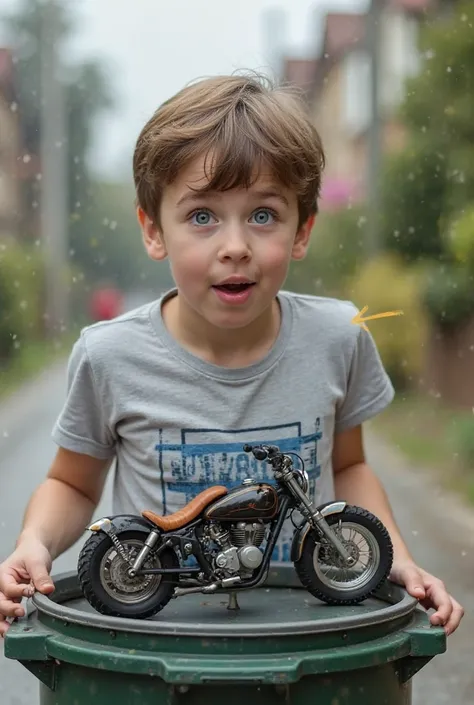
[
  {"left": 294, "top": 505, "right": 393, "bottom": 605},
  {"left": 78, "top": 528, "right": 179, "bottom": 619}
]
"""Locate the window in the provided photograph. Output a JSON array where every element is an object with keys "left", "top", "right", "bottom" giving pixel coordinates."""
[
  {"left": 342, "top": 49, "right": 371, "bottom": 135},
  {"left": 381, "top": 12, "right": 421, "bottom": 109}
]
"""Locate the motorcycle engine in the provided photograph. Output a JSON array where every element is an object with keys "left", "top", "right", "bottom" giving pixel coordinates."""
[{"left": 211, "top": 522, "right": 266, "bottom": 578}]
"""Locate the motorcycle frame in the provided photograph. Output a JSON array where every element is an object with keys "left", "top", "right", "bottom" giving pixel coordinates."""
[
  {"left": 87, "top": 447, "right": 351, "bottom": 593},
  {"left": 134, "top": 492, "right": 293, "bottom": 592}
]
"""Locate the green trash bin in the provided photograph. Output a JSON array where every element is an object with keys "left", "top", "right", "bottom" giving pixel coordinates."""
[{"left": 4, "top": 567, "right": 446, "bottom": 705}]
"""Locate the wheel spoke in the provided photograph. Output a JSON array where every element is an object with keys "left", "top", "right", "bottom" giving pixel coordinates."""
[
  {"left": 100, "top": 538, "right": 163, "bottom": 605},
  {"left": 313, "top": 521, "right": 381, "bottom": 592}
]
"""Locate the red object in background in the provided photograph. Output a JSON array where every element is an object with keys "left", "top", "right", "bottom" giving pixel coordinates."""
[{"left": 89, "top": 287, "right": 124, "bottom": 322}]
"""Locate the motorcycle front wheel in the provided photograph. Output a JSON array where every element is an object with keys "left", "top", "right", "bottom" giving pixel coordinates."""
[
  {"left": 294, "top": 505, "right": 393, "bottom": 605},
  {"left": 78, "top": 528, "right": 179, "bottom": 619}
]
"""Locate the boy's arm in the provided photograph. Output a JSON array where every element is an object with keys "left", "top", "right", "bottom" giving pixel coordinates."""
[
  {"left": 332, "top": 424, "right": 413, "bottom": 564},
  {"left": 0, "top": 447, "right": 111, "bottom": 635},
  {"left": 18, "top": 447, "right": 112, "bottom": 559},
  {"left": 332, "top": 424, "right": 464, "bottom": 635}
]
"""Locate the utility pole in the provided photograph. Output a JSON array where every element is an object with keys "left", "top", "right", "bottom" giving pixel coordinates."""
[
  {"left": 366, "top": 0, "right": 383, "bottom": 257},
  {"left": 40, "top": 0, "right": 69, "bottom": 336},
  {"left": 261, "top": 7, "right": 287, "bottom": 83}
]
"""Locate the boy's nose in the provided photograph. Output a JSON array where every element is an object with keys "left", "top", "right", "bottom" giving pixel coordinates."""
[{"left": 217, "top": 229, "right": 251, "bottom": 261}]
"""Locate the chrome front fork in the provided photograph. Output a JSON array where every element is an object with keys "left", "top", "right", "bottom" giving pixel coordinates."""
[{"left": 284, "top": 472, "right": 355, "bottom": 566}]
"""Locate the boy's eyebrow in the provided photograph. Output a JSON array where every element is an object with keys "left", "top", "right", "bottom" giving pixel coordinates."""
[
  {"left": 176, "top": 188, "right": 290, "bottom": 208},
  {"left": 176, "top": 191, "right": 211, "bottom": 208},
  {"left": 252, "top": 189, "right": 290, "bottom": 207}
]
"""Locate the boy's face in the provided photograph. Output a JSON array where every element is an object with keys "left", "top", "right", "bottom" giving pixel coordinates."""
[{"left": 138, "top": 153, "right": 313, "bottom": 331}]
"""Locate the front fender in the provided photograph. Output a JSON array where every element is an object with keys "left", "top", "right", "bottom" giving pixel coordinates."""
[
  {"left": 290, "top": 501, "right": 346, "bottom": 563},
  {"left": 87, "top": 513, "right": 156, "bottom": 535}
]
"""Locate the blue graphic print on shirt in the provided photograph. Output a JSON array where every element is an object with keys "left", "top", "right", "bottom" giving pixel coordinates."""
[{"left": 154, "top": 419, "right": 322, "bottom": 562}]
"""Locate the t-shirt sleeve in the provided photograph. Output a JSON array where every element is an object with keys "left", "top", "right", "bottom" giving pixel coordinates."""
[
  {"left": 51, "top": 335, "right": 117, "bottom": 459},
  {"left": 335, "top": 326, "right": 395, "bottom": 433}
]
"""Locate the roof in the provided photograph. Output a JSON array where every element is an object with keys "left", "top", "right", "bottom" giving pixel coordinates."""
[
  {"left": 282, "top": 0, "right": 434, "bottom": 106},
  {"left": 0, "top": 48, "right": 13, "bottom": 82},
  {"left": 319, "top": 0, "right": 433, "bottom": 63},
  {"left": 324, "top": 13, "right": 366, "bottom": 60},
  {"left": 304, "top": 13, "right": 365, "bottom": 101},
  {"left": 281, "top": 58, "right": 319, "bottom": 95},
  {"left": 0, "top": 48, "right": 16, "bottom": 103},
  {"left": 391, "top": 0, "right": 433, "bottom": 10}
]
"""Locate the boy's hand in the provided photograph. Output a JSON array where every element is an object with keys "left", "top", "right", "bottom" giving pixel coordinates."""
[
  {"left": 390, "top": 559, "right": 464, "bottom": 636},
  {"left": 0, "top": 539, "right": 54, "bottom": 637}
]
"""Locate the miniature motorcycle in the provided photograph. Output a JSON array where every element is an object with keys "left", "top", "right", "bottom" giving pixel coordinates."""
[{"left": 78, "top": 444, "right": 394, "bottom": 619}]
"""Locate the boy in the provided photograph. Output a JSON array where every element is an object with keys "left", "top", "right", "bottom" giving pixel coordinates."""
[{"left": 0, "top": 73, "right": 463, "bottom": 636}]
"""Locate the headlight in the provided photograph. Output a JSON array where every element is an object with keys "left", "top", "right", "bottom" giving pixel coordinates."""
[{"left": 293, "top": 467, "right": 309, "bottom": 494}]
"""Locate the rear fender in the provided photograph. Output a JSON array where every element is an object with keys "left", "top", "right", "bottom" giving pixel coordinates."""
[
  {"left": 290, "top": 501, "right": 346, "bottom": 563},
  {"left": 87, "top": 514, "right": 157, "bottom": 536}
]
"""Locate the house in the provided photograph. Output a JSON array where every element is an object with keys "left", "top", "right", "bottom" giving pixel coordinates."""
[
  {"left": 280, "top": 58, "right": 319, "bottom": 101},
  {"left": 0, "top": 48, "right": 21, "bottom": 240},
  {"left": 281, "top": 0, "right": 437, "bottom": 210}
]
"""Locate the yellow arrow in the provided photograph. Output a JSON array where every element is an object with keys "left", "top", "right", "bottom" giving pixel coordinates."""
[{"left": 352, "top": 305, "right": 404, "bottom": 332}]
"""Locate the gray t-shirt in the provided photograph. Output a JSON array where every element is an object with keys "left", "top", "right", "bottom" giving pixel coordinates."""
[{"left": 52, "top": 288, "right": 394, "bottom": 563}]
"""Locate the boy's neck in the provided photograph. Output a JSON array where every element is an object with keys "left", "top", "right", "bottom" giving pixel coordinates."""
[{"left": 162, "top": 292, "right": 281, "bottom": 368}]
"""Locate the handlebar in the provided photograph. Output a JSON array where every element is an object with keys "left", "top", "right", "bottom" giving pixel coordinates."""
[
  {"left": 243, "top": 444, "right": 308, "bottom": 494},
  {"left": 243, "top": 444, "right": 281, "bottom": 462}
]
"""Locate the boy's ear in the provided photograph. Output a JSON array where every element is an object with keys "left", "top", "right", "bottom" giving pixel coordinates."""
[
  {"left": 292, "top": 213, "right": 315, "bottom": 260},
  {"left": 137, "top": 206, "right": 167, "bottom": 261}
]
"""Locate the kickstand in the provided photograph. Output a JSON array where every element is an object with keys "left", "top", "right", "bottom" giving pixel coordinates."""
[{"left": 227, "top": 591, "right": 240, "bottom": 611}]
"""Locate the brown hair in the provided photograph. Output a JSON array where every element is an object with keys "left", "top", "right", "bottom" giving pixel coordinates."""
[{"left": 133, "top": 72, "right": 325, "bottom": 228}]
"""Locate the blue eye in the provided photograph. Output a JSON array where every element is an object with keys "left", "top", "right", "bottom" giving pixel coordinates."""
[
  {"left": 191, "top": 210, "right": 214, "bottom": 226},
  {"left": 251, "top": 209, "right": 274, "bottom": 225}
]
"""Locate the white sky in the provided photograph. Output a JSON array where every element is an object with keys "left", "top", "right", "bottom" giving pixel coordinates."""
[{"left": 1, "top": 0, "right": 366, "bottom": 179}]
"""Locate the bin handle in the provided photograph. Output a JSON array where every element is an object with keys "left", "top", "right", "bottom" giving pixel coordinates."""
[{"left": 398, "top": 610, "right": 447, "bottom": 684}]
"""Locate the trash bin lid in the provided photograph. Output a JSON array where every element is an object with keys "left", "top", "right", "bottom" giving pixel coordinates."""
[
  {"left": 6, "top": 567, "right": 445, "bottom": 684},
  {"left": 31, "top": 566, "right": 417, "bottom": 638}
]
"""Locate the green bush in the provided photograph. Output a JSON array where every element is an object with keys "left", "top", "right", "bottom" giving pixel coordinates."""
[
  {"left": 0, "top": 239, "right": 45, "bottom": 363},
  {"left": 346, "top": 252, "right": 429, "bottom": 389},
  {"left": 443, "top": 205, "right": 474, "bottom": 272},
  {"left": 449, "top": 416, "right": 474, "bottom": 469},
  {"left": 285, "top": 206, "right": 366, "bottom": 297},
  {"left": 379, "top": 143, "right": 448, "bottom": 263},
  {"left": 421, "top": 263, "right": 474, "bottom": 331}
]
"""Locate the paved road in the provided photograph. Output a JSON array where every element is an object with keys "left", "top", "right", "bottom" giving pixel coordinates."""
[
  {"left": 365, "top": 429, "right": 474, "bottom": 704},
  {"left": 0, "top": 361, "right": 472, "bottom": 704},
  {"left": 0, "top": 361, "right": 114, "bottom": 705}
]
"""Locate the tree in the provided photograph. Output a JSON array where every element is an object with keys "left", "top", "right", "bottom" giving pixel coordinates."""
[
  {"left": 379, "top": 1, "right": 474, "bottom": 329},
  {"left": 402, "top": 0, "right": 474, "bottom": 215},
  {"left": 3, "top": 0, "right": 114, "bottom": 277},
  {"left": 80, "top": 180, "right": 175, "bottom": 293},
  {"left": 380, "top": 144, "right": 448, "bottom": 263}
]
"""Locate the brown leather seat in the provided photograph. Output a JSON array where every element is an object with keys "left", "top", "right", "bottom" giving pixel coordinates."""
[{"left": 142, "top": 485, "right": 228, "bottom": 531}]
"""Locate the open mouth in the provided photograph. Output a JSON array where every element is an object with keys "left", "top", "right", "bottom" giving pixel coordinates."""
[{"left": 212, "top": 282, "right": 256, "bottom": 293}]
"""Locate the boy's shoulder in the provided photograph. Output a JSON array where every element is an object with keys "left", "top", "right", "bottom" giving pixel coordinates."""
[
  {"left": 280, "top": 290, "right": 360, "bottom": 345},
  {"left": 76, "top": 297, "right": 161, "bottom": 361},
  {"left": 281, "top": 289, "right": 358, "bottom": 316}
]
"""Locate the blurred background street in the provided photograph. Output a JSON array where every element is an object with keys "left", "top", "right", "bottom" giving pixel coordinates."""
[{"left": 0, "top": 0, "right": 473, "bottom": 703}]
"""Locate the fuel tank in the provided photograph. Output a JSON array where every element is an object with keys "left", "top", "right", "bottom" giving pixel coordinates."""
[{"left": 203, "top": 483, "right": 279, "bottom": 522}]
